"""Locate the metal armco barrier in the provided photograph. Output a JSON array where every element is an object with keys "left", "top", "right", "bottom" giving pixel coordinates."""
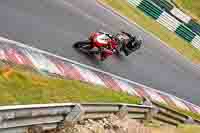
[
  {"left": 0, "top": 103, "right": 152, "bottom": 133},
  {"left": 0, "top": 102, "right": 198, "bottom": 133},
  {"left": 152, "top": 102, "right": 188, "bottom": 126},
  {"left": 152, "top": 102, "right": 200, "bottom": 126},
  {"left": 127, "top": 0, "right": 200, "bottom": 50}
]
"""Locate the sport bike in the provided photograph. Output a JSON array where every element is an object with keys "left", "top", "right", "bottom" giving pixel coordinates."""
[{"left": 73, "top": 31, "right": 141, "bottom": 61}]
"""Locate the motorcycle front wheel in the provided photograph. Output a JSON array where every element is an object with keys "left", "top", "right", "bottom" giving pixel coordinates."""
[{"left": 73, "top": 40, "right": 91, "bottom": 49}]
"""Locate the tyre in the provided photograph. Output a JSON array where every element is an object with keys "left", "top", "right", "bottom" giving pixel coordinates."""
[
  {"left": 73, "top": 40, "right": 91, "bottom": 49},
  {"left": 114, "top": 48, "right": 121, "bottom": 56},
  {"left": 100, "top": 52, "right": 107, "bottom": 61}
]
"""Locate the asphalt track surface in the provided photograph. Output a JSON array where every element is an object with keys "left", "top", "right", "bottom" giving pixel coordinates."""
[{"left": 0, "top": 0, "right": 200, "bottom": 105}]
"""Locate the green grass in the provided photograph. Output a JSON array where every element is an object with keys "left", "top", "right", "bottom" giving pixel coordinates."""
[
  {"left": 174, "top": 0, "right": 200, "bottom": 21},
  {"left": 177, "top": 124, "right": 200, "bottom": 133},
  {"left": 100, "top": 0, "right": 200, "bottom": 64},
  {"left": 0, "top": 62, "right": 141, "bottom": 105},
  {"left": 149, "top": 124, "right": 200, "bottom": 133}
]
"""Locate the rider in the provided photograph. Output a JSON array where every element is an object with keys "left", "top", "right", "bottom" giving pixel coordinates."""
[
  {"left": 119, "top": 31, "right": 142, "bottom": 56},
  {"left": 100, "top": 31, "right": 138, "bottom": 60},
  {"left": 99, "top": 37, "right": 117, "bottom": 61}
]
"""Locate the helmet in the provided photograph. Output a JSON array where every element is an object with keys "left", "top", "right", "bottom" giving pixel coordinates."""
[
  {"left": 126, "top": 36, "right": 142, "bottom": 50},
  {"left": 127, "top": 35, "right": 136, "bottom": 48},
  {"left": 134, "top": 36, "right": 142, "bottom": 49},
  {"left": 137, "top": 36, "right": 143, "bottom": 42},
  {"left": 136, "top": 36, "right": 142, "bottom": 45}
]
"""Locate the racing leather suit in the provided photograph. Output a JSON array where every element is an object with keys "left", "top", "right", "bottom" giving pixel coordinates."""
[
  {"left": 97, "top": 31, "right": 139, "bottom": 60},
  {"left": 114, "top": 31, "right": 137, "bottom": 56},
  {"left": 99, "top": 36, "right": 117, "bottom": 61}
]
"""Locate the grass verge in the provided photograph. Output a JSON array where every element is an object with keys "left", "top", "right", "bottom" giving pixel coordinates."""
[
  {"left": 174, "top": 0, "right": 200, "bottom": 22},
  {"left": 177, "top": 124, "right": 200, "bottom": 133},
  {"left": 0, "top": 61, "right": 141, "bottom": 105},
  {"left": 100, "top": 0, "right": 200, "bottom": 64},
  {"left": 149, "top": 124, "right": 200, "bottom": 133}
]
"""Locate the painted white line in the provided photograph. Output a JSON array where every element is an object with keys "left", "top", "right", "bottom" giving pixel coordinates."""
[
  {"left": 0, "top": 49, "right": 7, "bottom": 60},
  {"left": 169, "top": 96, "right": 190, "bottom": 111},
  {"left": 171, "top": 7, "right": 191, "bottom": 24},
  {"left": 157, "top": 11, "right": 182, "bottom": 32},
  {"left": 21, "top": 48, "right": 61, "bottom": 74},
  {"left": 144, "top": 89, "right": 167, "bottom": 105},
  {"left": 114, "top": 78, "right": 139, "bottom": 96},
  {"left": 72, "top": 65, "right": 106, "bottom": 86},
  {"left": 128, "top": 0, "right": 143, "bottom": 7}
]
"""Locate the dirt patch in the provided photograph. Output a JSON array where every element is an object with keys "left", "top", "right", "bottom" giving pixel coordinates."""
[{"left": 26, "top": 114, "right": 152, "bottom": 133}]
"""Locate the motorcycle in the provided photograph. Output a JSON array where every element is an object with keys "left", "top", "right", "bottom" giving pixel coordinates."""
[{"left": 73, "top": 31, "right": 141, "bottom": 60}]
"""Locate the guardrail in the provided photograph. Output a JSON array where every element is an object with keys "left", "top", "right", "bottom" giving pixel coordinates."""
[
  {"left": 0, "top": 103, "right": 151, "bottom": 133},
  {"left": 0, "top": 102, "right": 199, "bottom": 133},
  {"left": 152, "top": 102, "right": 189, "bottom": 126},
  {"left": 152, "top": 101, "right": 200, "bottom": 126}
]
